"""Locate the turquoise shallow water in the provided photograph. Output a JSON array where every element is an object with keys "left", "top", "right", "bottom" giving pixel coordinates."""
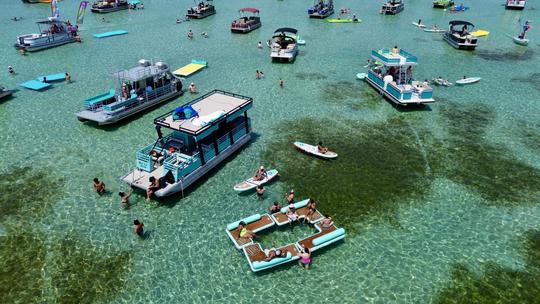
[{"left": 1, "top": 0, "right": 540, "bottom": 303}]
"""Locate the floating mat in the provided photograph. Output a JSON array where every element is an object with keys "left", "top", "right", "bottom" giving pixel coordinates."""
[
  {"left": 93, "top": 30, "right": 128, "bottom": 38},
  {"left": 20, "top": 80, "right": 51, "bottom": 91},
  {"left": 36, "top": 73, "right": 65, "bottom": 82},
  {"left": 470, "top": 30, "right": 489, "bottom": 37},
  {"left": 173, "top": 60, "right": 207, "bottom": 77}
]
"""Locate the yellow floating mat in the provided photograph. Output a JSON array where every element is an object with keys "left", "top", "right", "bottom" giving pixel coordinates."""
[
  {"left": 173, "top": 60, "right": 207, "bottom": 77},
  {"left": 470, "top": 30, "right": 489, "bottom": 37}
]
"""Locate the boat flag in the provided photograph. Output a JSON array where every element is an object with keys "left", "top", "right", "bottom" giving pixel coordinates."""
[
  {"left": 51, "top": 0, "right": 60, "bottom": 18},
  {"left": 76, "top": 1, "right": 89, "bottom": 25}
]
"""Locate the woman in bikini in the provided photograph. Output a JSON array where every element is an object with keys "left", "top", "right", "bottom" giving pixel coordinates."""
[
  {"left": 237, "top": 221, "right": 256, "bottom": 239},
  {"left": 303, "top": 199, "right": 317, "bottom": 223},
  {"left": 299, "top": 247, "right": 312, "bottom": 269}
]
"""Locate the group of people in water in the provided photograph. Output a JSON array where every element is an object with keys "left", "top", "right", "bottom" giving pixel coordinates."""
[{"left": 186, "top": 29, "right": 208, "bottom": 39}]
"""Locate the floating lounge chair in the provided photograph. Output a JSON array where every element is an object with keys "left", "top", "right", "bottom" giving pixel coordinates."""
[
  {"left": 270, "top": 198, "right": 324, "bottom": 226},
  {"left": 297, "top": 223, "right": 346, "bottom": 252},
  {"left": 242, "top": 243, "right": 300, "bottom": 272},
  {"left": 225, "top": 213, "right": 275, "bottom": 249}
]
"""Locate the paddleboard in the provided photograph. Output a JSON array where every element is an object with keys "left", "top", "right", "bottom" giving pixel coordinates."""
[
  {"left": 233, "top": 169, "right": 279, "bottom": 192},
  {"left": 423, "top": 28, "right": 445, "bottom": 33},
  {"left": 327, "top": 19, "right": 361, "bottom": 23},
  {"left": 356, "top": 73, "right": 367, "bottom": 80},
  {"left": 456, "top": 77, "right": 481, "bottom": 85},
  {"left": 512, "top": 36, "right": 529, "bottom": 46},
  {"left": 294, "top": 142, "right": 338, "bottom": 159},
  {"left": 412, "top": 22, "right": 426, "bottom": 28}
]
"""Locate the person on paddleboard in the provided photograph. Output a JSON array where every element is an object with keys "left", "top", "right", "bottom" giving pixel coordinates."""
[{"left": 317, "top": 141, "right": 329, "bottom": 154}]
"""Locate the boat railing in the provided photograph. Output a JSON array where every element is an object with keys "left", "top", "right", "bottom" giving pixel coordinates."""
[
  {"left": 398, "top": 49, "right": 418, "bottom": 63},
  {"left": 163, "top": 152, "right": 201, "bottom": 181},
  {"left": 153, "top": 90, "right": 253, "bottom": 132},
  {"left": 231, "top": 120, "right": 248, "bottom": 142},
  {"left": 372, "top": 50, "right": 400, "bottom": 64},
  {"left": 136, "top": 142, "right": 171, "bottom": 172},
  {"left": 145, "top": 83, "right": 173, "bottom": 101},
  {"left": 201, "top": 143, "right": 216, "bottom": 161}
]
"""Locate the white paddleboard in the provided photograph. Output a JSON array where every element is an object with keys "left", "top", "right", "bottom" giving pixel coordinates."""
[
  {"left": 456, "top": 77, "right": 481, "bottom": 85},
  {"left": 423, "top": 28, "right": 445, "bottom": 33},
  {"left": 294, "top": 142, "right": 338, "bottom": 159},
  {"left": 233, "top": 169, "right": 279, "bottom": 192},
  {"left": 512, "top": 36, "right": 529, "bottom": 46},
  {"left": 412, "top": 22, "right": 426, "bottom": 28}
]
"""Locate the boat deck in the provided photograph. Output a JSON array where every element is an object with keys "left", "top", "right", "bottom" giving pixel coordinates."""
[
  {"left": 155, "top": 91, "right": 252, "bottom": 134},
  {"left": 297, "top": 224, "right": 337, "bottom": 250}
]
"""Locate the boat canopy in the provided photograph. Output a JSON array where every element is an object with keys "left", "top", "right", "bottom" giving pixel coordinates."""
[
  {"left": 274, "top": 27, "right": 298, "bottom": 34},
  {"left": 449, "top": 20, "right": 475, "bottom": 27},
  {"left": 36, "top": 19, "right": 68, "bottom": 25},
  {"left": 239, "top": 7, "right": 259, "bottom": 13},
  {"left": 113, "top": 64, "right": 170, "bottom": 82}
]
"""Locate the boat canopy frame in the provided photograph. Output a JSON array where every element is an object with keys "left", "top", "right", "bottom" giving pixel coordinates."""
[
  {"left": 274, "top": 27, "right": 298, "bottom": 35},
  {"left": 448, "top": 20, "right": 475, "bottom": 27},
  {"left": 153, "top": 89, "right": 253, "bottom": 136}
]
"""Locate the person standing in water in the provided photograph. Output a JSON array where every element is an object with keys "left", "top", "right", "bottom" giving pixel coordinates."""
[
  {"left": 189, "top": 82, "right": 197, "bottom": 93},
  {"left": 257, "top": 41, "right": 263, "bottom": 49},
  {"left": 8, "top": 66, "right": 15, "bottom": 75},
  {"left": 133, "top": 219, "right": 144, "bottom": 239},
  {"left": 187, "top": 30, "right": 193, "bottom": 39},
  {"left": 65, "top": 72, "right": 71, "bottom": 83},
  {"left": 119, "top": 189, "right": 133, "bottom": 209},
  {"left": 93, "top": 178, "right": 106, "bottom": 195},
  {"left": 279, "top": 79, "right": 284, "bottom": 88}
]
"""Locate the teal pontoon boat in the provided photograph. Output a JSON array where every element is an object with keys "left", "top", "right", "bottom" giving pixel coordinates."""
[
  {"left": 121, "top": 90, "right": 253, "bottom": 197},
  {"left": 365, "top": 48, "right": 435, "bottom": 106}
]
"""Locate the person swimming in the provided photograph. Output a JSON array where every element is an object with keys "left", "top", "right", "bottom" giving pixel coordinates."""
[{"left": 257, "top": 41, "right": 263, "bottom": 49}]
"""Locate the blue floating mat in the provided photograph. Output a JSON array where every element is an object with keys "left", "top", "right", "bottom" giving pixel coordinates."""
[
  {"left": 20, "top": 80, "right": 51, "bottom": 91},
  {"left": 93, "top": 30, "right": 128, "bottom": 39},
  {"left": 36, "top": 73, "right": 65, "bottom": 82}
]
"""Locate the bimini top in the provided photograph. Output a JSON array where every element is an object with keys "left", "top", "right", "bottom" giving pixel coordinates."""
[
  {"left": 36, "top": 19, "right": 69, "bottom": 25},
  {"left": 449, "top": 20, "right": 475, "bottom": 27},
  {"left": 154, "top": 90, "right": 253, "bottom": 136},
  {"left": 240, "top": 7, "right": 259, "bottom": 13},
  {"left": 113, "top": 60, "right": 170, "bottom": 82},
  {"left": 274, "top": 27, "right": 298, "bottom": 34}
]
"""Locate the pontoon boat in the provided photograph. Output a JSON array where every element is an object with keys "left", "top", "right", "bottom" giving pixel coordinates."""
[
  {"left": 76, "top": 59, "right": 183, "bottom": 125},
  {"left": 443, "top": 20, "right": 478, "bottom": 50},
  {"left": 505, "top": 0, "right": 525, "bottom": 10},
  {"left": 308, "top": 0, "right": 334, "bottom": 18},
  {"left": 231, "top": 8, "right": 261, "bottom": 33},
  {"left": 433, "top": 0, "right": 454, "bottom": 8},
  {"left": 14, "top": 17, "right": 79, "bottom": 52},
  {"left": 91, "top": 0, "right": 129, "bottom": 13},
  {"left": 186, "top": 0, "right": 216, "bottom": 19},
  {"left": 365, "top": 48, "right": 435, "bottom": 106},
  {"left": 381, "top": 0, "right": 404, "bottom": 15},
  {"left": 121, "top": 90, "right": 253, "bottom": 197}
]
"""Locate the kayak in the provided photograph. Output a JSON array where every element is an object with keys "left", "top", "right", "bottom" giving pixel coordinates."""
[
  {"left": 327, "top": 19, "right": 361, "bottom": 23},
  {"left": 455, "top": 77, "right": 481, "bottom": 85},
  {"left": 471, "top": 30, "right": 489, "bottom": 37},
  {"left": 412, "top": 22, "right": 426, "bottom": 28},
  {"left": 293, "top": 142, "right": 338, "bottom": 159},
  {"left": 423, "top": 28, "right": 446, "bottom": 33},
  {"left": 512, "top": 36, "right": 529, "bottom": 46},
  {"left": 233, "top": 169, "right": 279, "bottom": 192}
]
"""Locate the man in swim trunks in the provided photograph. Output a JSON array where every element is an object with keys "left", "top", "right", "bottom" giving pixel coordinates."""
[
  {"left": 133, "top": 219, "right": 144, "bottom": 239},
  {"left": 285, "top": 190, "right": 295, "bottom": 204},
  {"left": 317, "top": 142, "right": 329, "bottom": 154},
  {"left": 269, "top": 201, "right": 281, "bottom": 213},
  {"left": 93, "top": 178, "right": 106, "bottom": 195},
  {"left": 146, "top": 176, "right": 161, "bottom": 201}
]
